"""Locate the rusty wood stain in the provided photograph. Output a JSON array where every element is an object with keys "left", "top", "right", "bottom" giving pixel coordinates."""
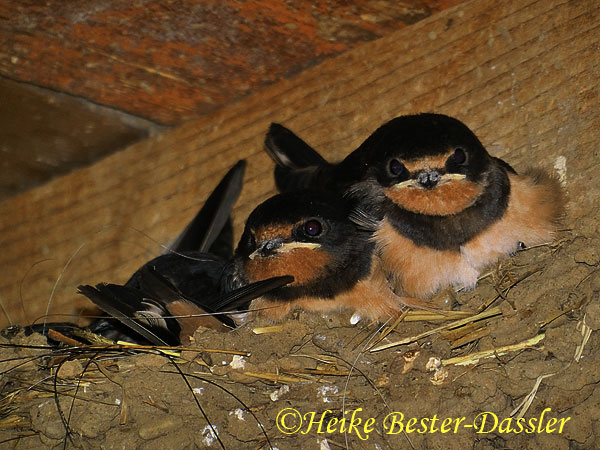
[{"left": 0, "top": 0, "right": 462, "bottom": 124}]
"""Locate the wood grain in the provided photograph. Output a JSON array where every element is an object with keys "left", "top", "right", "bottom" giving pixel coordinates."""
[
  {"left": 0, "top": 0, "right": 597, "bottom": 328},
  {"left": 0, "top": 0, "right": 462, "bottom": 125},
  {"left": 0, "top": 78, "right": 160, "bottom": 202}
]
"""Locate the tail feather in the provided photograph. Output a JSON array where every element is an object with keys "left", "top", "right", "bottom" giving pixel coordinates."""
[
  {"left": 265, "top": 123, "right": 330, "bottom": 192},
  {"left": 78, "top": 284, "right": 177, "bottom": 346},
  {"left": 265, "top": 123, "right": 327, "bottom": 168}
]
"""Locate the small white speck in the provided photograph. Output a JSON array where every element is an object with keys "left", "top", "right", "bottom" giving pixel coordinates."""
[
  {"left": 193, "top": 387, "right": 204, "bottom": 395},
  {"left": 270, "top": 384, "right": 290, "bottom": 402},
  {"left": 229, "top": 355, "right": 246, "bottom": 369},
  {"left": 317, "top": 385, "right": 339, "bottom": 403},
  {"left": 202, "top": 424, "right": 219, "bottom": 446},
  {"left": 426, "top": 357, "right": 442, "bottom": 371},
  {"left": 554, "top": 155, "right": 567, "bottom": 186},
  {"left": 221, "top": 360, "right": 228, "bottom": 365},
  {"left": 497, "top": 100, "right": 503, "bottom": 105},
  {"left": 114, "top": 398, "right": 122, "bottom": 405},
  {"left": 314, "top": 334, "right": 326, "bottom": 341},
  {"left": 320, "top": 439, "right": 331, "bottom": 450},
  {"left": 350, "top": 312, "right": 361, "bottom": 325},
  {"left": 229, "top": 408, "right": 245, "bottom": 421},
  {"left": 430, "top": 367, "right": 449, "bottom": 385},
  {"left": 11, "top": 56, "right": 18, "bottom": 64}
]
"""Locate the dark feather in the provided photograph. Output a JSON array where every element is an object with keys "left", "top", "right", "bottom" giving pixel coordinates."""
[
  {"left": 348, "top": 206, "right": 381, "bottom": 232},
  {"left": 167, "top": 160, "right": 246, "bottom": 257},
  {"left": 265, "top": 123, "right": 327, "bottom": 169},
  {"left": 210, "top": 275, "right": 294, "bottom": 312},
  {"left": 136, "top": 265, "right": 237, "bottom": 329},
  {"left": 80, "top": 270, "right": 294, "bottom": 345},
  {"left": 265, "top": 123, "right": 334, "bottom": 192},
  {"left": 78, "top": 284, "right": 177, "bottom": 346}
]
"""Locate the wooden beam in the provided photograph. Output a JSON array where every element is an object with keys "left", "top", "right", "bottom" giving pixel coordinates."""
[
  {"left": 0, "top": 0, "right": 463, "bottom": 125},
  {"left": 0, "top": 0, "right": 597, "bottom": 328},
  {"left": 0, "top": 77, "right": 161, "bottom": 202}
]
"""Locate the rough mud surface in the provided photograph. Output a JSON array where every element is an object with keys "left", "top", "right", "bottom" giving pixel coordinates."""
[{"left": 1, "top": 223, "right": 599, "bottom": 450}]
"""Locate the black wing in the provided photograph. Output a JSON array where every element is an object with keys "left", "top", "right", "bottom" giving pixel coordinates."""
[
  {"left": 81, "top": 268, "right": 293, "bottom": 345},
  {"left": 264, "top": 123, "right": 332, "bottom": 192},
  {"left": 78, "top": 283, "right": 178, "bottom": 346},
  {"left": 167, "top": 160, "right": 246, "bottom": 257},
  {"left": 210, "top": 275, "right": 294, "bottom": 312}
]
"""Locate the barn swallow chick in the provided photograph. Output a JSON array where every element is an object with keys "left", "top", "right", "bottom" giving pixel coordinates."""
[
  {"left": 230, "top": 190, "right": 432, "bottom": 324},
  {"left": 265, "top": 114, "right": 564, "bottom": 299},
  {"left": 79, "top": 160, "right": 292, "bottom": 346}
]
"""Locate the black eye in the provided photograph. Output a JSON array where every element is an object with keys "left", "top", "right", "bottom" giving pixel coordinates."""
[
  {"left": 388, "top": 159, "right": 406, "bottom": 176},
  {"left": 303, "top": 219, "right": 323, "bottom": 237},
  {"left": 450, "top": 147, "right": 467, "bottom": 165}
]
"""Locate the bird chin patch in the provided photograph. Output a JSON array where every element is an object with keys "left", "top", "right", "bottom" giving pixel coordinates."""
[
  {"left": 243, "top": 247, "right": 330, "bottom": 286},
  {"left": 385, "top": 178, "right": 483, "bottom": 216}
]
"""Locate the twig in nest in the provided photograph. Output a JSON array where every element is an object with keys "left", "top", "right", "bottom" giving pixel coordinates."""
[
  {"left": 370, "top": 307, "right": 502, "bottom": 352},
  {"left": 167, "top": 358, "right": 226, "bottom": 450},
  {"left": 92, "top": 360, "right": 128, "bottom": 425},
  {"left": 370, "top": 311, "right": 408, "bottom": 347},
  {"left": 403, "top": 310, "right": 473, "bottom": 322},
  {"left": 252, "top": 325, "right": 284, "bottom": 334},
  {"left": 143, "top": 395, "right": 169, "bottom": 413},
  {"left": 478, "top": 267, "right": 543, "bottom": 312},
  {"left": 450, "top": 327, "right": 490, "bottom": 349},
  {"left": 242, "top": 371, "right": 308, "bottom": 383},
  {"left": 286, "top": 369, "right": 359, "bottom": 377},
  {"left": 47, "top": 330, "right": 84, "bottom": 347},
  {"left": 510, "top": 373, "right": 556, "bottom": 419},
  {"left": 574, "top": 314, "right": 592, "bottom": 362},
  {"left": 442, "top": 333, "right": 545, "bottom": 367}
]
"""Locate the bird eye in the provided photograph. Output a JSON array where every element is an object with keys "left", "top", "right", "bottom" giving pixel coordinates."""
[
  {"left": 388, "top": 159, "right": 406, "bottom": 176},
  {"left": 450, "top": 147, "right": 467, "bottom": 165},
  {"left": 303, "top": 219, "right": 323, "bottom": 237}
]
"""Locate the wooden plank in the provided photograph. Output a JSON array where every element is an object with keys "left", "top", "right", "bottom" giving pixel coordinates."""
[
  {"left": 0, "top": 0, "right": 462, "bottom": 125},
  {"left": 0, "top": 0, "right": 597, "bottom": 328},
  {"left": 0, "top": 77, "right": 161, "bottom": 202}
]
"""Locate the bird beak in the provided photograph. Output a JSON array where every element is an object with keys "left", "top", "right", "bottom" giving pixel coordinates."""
[
  {"left": 248, "top": 240, "right": 321, "bottom": 260},
  {"left": 393, "top": 172, "right": 466, "bottom": 190},
  {"left": 441, "top": 173, "right": 467, "bottom": 182}
]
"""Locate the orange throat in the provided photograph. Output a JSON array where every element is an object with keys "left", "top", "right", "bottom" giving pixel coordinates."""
[
  {"left": 243, "top": 247, "right": 331, "bottom": 286},
  {"left": 385, "top": 179, "right": 483, "bottom": 216}
]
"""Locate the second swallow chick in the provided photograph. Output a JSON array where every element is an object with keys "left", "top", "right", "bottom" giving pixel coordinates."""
[
  {"left": 347, "top": 114, "right": 566, "bottom": 298},
  {"left": 265, "top": 115, "right": 565, "bottom": 299},
  {"left": 230, "top": 190, "right": 433, "bottom": 324}
]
